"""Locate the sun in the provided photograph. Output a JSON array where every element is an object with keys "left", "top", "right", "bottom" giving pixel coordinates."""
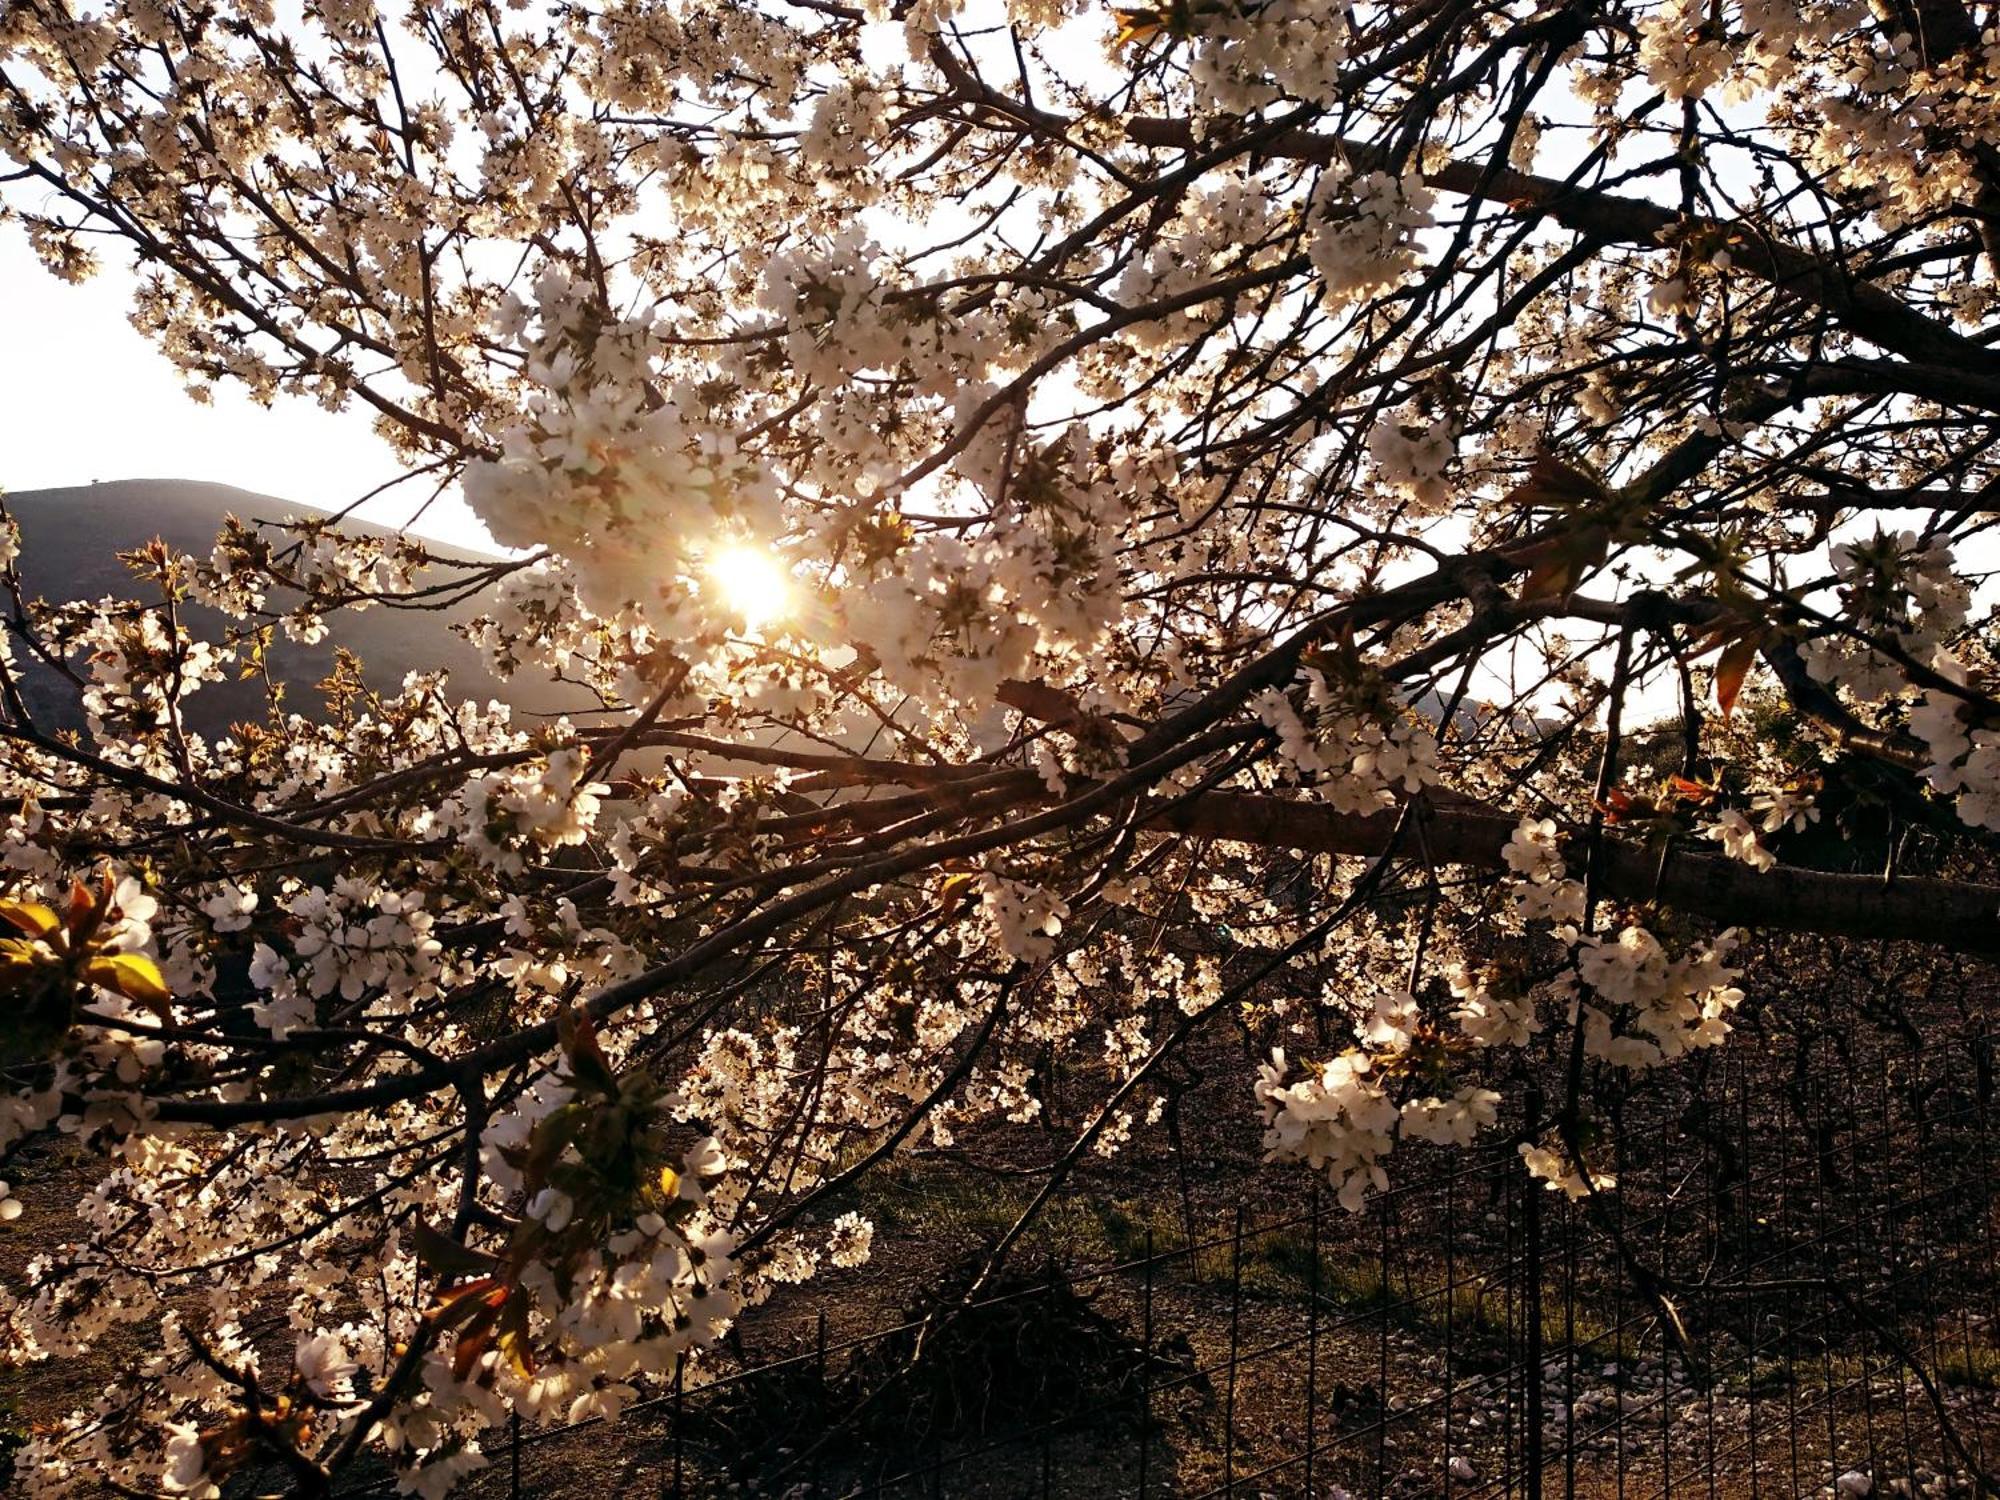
[{"left": 705, "top": 542, "right": 794, "bottom": 629}]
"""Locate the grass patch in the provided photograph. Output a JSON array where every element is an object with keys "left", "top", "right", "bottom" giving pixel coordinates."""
[
  {"left": 1936, "top": 1345, "right": 2000, "bottom": 1391},
  {"left": 1249, "top": 1225, "right": 1648, "bottom": 1368},
  {"left": 856, "top": 1165, "right": 1154, "bottom": 1263}
]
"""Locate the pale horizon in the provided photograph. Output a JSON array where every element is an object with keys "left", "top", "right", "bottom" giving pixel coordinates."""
[{"left": 0, "top": 224, "right": 495, "bottom": 550}]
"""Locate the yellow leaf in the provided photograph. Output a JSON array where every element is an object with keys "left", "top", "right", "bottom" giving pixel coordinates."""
[
  {"left": 0, "top": 900, "right": 61, "bottom": 940},
  {"left": 1114, "top": 0, "right": 1207, "bottom": 44},
  {"left": 658, "top": 1164, "right": 681, "bottom": 1199},
  {"left": 496, "top": 1295, "right": 537, "bottom": 1378},
  {"left": 496, "top": 1321, "right": 537, "bottom": 1379},
  {"left": 0, "top": 939, "right": 45, "bottom": 989},
  {"left": 84, "top": 952, "right": 172, "bottom": 1011},
  {"left": 1113, "top": 7, "right": 1162, "bottom": 42}
]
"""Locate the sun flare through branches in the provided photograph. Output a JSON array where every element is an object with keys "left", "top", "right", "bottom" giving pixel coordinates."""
[{"left": 703, "top": 542, "right": 794, "bottom": 632}]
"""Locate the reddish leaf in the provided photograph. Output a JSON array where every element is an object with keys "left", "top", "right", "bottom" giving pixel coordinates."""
[
  {"left": 65, "top": 879, "right": 97, "bottom": 933},
  {"left": 1595, "top": 789, "right": 1646, "bottom": 824},
  {"left": 1714, "top": 635, "right": 1760, "bottom": 718},
  {"left": 425, "top": 1277, "right": 508, "bottom": 1334},
  {"left": 1501, "top": 452, "right": 1607, "bottom": 512},
  {"left": 451, "top": 1317, "right": 497, "bottom": 1382},
  {"left": 557, "top": 1007, "right": 619, "bottom": 1097},
  {"left": 1516, "top": 525, "right": 1609, "bottom": 602}
]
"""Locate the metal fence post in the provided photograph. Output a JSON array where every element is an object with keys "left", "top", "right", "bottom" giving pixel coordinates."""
[
  {"left": 1042, "top": 1265, "right": 1058, "bottom": 1498},
  {"left": 812, "top": 1310, "right": 827, "bottom": 1499},
  {"left": 1224, "top": 1204, "right": 1244, "bottom": 1496},
  {"left": 672, "top": 1354, "right": 685, "bottom": 1500},
  {"left": 1525, "top": 1087, "right": 1545, "bottom": 1500},
  {"left": 1379, "top": 1199, "right": 1391, "bottom": 1498},
  {"left": 1138, "top": 1226, "right": 1153, "bottom": 1500},
  {"left": 1305, "top": 1182, "right": 1320, "bottom": 1498}
]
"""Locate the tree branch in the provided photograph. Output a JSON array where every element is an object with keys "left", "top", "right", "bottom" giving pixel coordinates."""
[{"left": 1148, "top": 792, "right": 2000, "bottom": 954}]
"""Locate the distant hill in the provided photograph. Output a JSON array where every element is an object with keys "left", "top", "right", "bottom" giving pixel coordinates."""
[
  {"left": 2, "top": 482, "right": 1546, "bottom": 753},
  {"left": 3, "top": 479, "right": 579, "bottom": 734}
]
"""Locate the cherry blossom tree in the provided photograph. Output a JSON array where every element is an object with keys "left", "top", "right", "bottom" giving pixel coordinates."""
[{"left": 4, "top": 0, "right": 2000, "bottom": 1489}]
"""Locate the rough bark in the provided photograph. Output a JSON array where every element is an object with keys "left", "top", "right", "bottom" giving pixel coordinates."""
[{"left": 1151, "top": 791, "right": 2000, "bottom": 955}]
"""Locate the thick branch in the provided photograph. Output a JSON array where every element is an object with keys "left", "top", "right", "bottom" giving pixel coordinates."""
[{"left": 1151, "top": 792, "right": 2000, "bottom": 955}]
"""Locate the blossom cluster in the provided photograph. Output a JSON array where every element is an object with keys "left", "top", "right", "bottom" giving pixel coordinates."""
[{"left": 2, "top": 0, "right": 1998, "bottom": 1487}]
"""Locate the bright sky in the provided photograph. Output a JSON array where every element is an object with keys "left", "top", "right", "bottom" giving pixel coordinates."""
[{"left": 0, "top": 224, "right": 495, "bottom": 549}]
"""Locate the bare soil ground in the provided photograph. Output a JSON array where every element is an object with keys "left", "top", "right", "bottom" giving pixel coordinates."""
[{"left": 5, "top": 989, "right": 1998, "bottom": 1499}]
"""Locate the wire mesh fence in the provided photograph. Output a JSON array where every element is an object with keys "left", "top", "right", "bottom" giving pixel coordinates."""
[{"left": 411, "top": 995, "right": 1998, "bottom": 1500}]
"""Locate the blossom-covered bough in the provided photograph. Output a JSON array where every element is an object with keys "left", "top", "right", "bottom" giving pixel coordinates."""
[{"left": 4, "top": 0, "right": 2000, "bottom": 1489}]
